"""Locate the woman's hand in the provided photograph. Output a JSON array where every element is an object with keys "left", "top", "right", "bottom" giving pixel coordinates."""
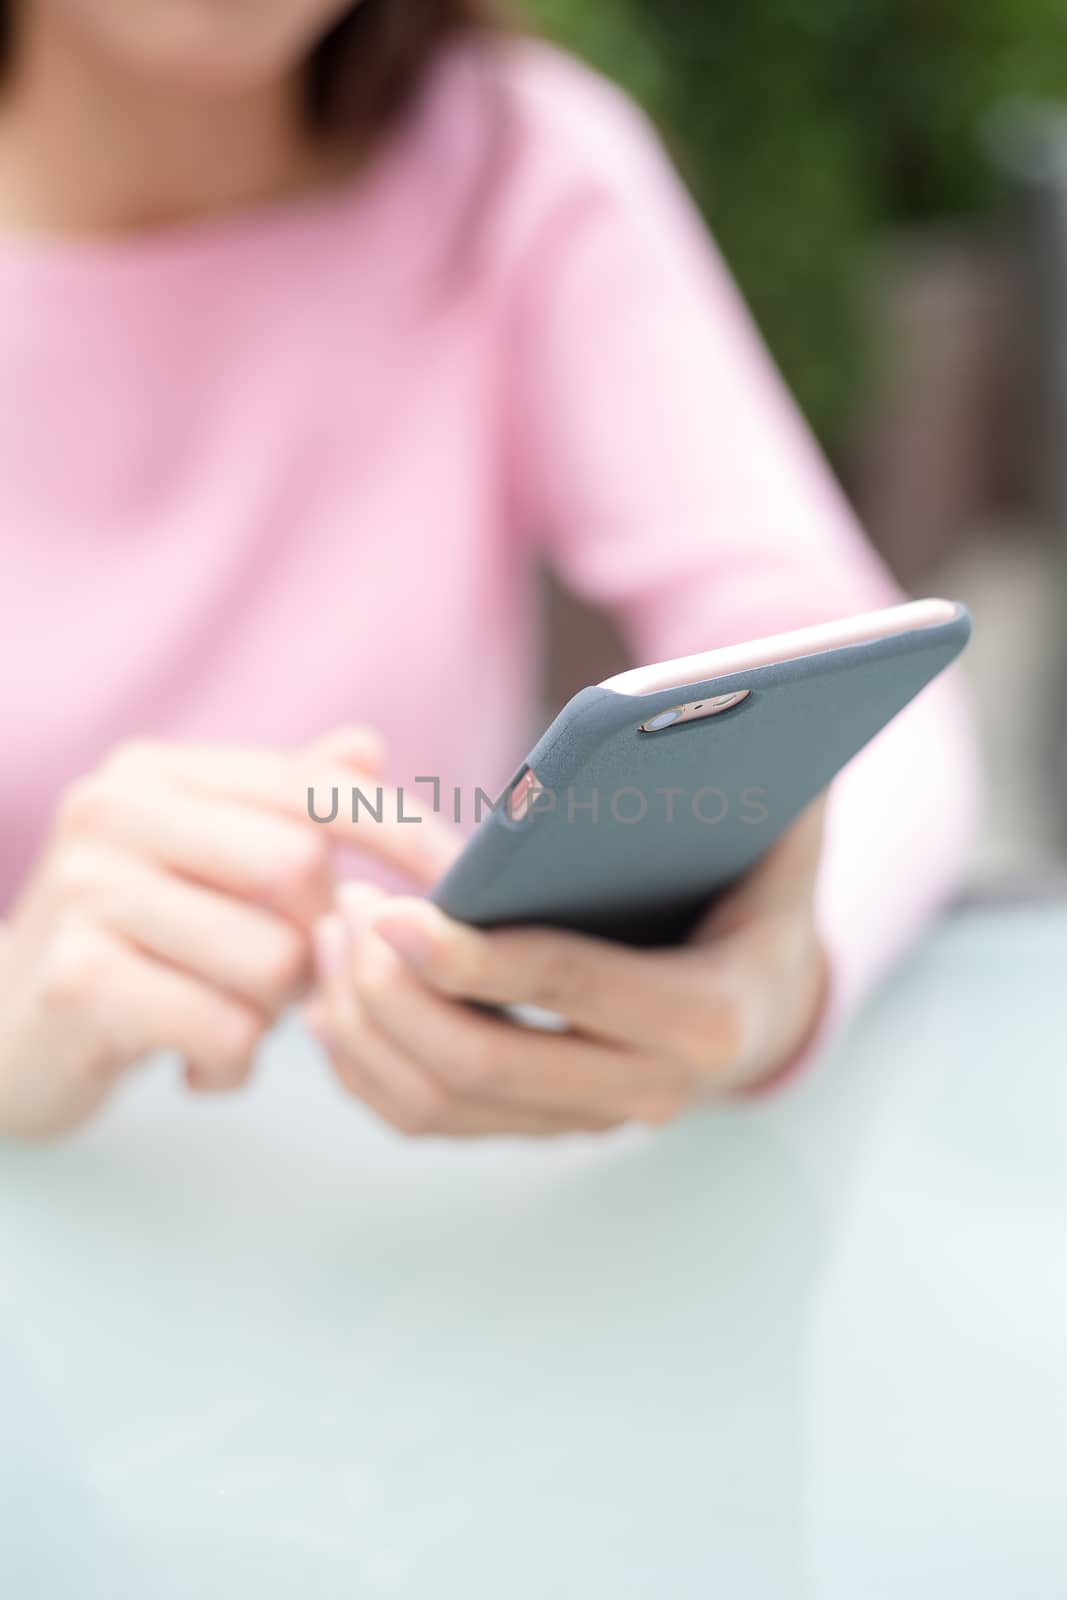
[
  {"left": 0, "top": 726, "right": 457, "bottom": 1139},
  {"left": 310, "top": 799, "right": 830, "bottom": 1137}
]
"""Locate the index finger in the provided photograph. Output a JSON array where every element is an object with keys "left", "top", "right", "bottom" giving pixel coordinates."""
[{"left": 105, "top": 736, "right": 461, "bottom": 886}]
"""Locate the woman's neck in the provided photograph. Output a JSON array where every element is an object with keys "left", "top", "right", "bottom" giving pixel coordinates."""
[{"left": 0, "top": 12, "right": 346, "bottom": 235}]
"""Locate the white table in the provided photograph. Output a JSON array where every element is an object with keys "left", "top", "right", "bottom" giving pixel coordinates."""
[{"left": 1, "top": 905, "right": 1065, "bottom": 1598}]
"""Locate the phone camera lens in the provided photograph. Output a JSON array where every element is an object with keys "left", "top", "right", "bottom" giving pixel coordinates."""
[{"left": 641, "top": 708, "right": 681, "bottom": 733}]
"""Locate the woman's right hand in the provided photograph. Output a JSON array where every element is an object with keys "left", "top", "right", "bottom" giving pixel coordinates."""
[{"left": 0, "top": 727, "right": 458, "bottom": 1139}]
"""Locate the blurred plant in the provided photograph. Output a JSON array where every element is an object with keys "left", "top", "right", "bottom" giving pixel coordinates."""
[{"left": 523, "top": 0, "right": 1067, "bottom": 447}]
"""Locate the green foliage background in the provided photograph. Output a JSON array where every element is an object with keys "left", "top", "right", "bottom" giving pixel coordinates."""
[{"left": 523, "top": 0, "right": 1067, "bottom": 446}]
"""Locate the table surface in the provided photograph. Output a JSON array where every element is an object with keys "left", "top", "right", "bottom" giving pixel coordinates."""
[{"left": 1, "top": 905, "right": 1065, "bottom": 1600}]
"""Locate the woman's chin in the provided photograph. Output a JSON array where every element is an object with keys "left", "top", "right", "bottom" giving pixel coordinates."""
[
  {"left": 119, "top": 34, "right": 304, "bottom": 96},
  {"left": 79, "top": 3, "right": 327, "bottom": 98}
]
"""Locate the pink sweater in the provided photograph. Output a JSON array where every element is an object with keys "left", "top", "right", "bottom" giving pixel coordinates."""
[{"left": 0, "top": 39, "right": 979, "bottom": 1051}]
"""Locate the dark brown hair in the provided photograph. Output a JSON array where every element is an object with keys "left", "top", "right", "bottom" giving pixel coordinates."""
[{"left": 310, "top": 1, "right": 505, "bottom": 143}]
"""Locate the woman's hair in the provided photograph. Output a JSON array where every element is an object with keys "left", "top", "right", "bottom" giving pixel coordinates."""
[{"left": 310, "top": 0, "right": 506, "bottom": 143}]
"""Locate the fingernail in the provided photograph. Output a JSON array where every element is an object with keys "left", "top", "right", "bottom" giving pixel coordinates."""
[
  {"left": 312, "top": 914, "right": 349, "bottom": 981},
  {"left": 309, "top": 724, "right": 386, "bottom": 768},
  {"left": 372, "top": 910, "right": 435, "bottom": 969},
  {"left": 337, "top": 880, "right": 387, "bottom": 939},
  {"left": 336, "top": 723, "right": 386, "bottom": 767}
]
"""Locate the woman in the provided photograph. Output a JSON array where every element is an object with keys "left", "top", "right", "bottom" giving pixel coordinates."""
[{"left": 0, "top": 0, "right": 977, "bottom": 1138}]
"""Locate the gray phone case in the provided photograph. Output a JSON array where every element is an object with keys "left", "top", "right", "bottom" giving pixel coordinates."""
[{"left": 433, "top": 607, "right": 971, "bottom": 946}]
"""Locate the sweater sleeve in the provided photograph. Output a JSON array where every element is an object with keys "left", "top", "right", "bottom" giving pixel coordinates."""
[{"left": 502, "top": 50, "right": 982, "bottom": 1065}]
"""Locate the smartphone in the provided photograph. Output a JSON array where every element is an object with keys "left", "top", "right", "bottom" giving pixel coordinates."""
[{"left": 432, "top": 598, "right": 971, "bottom": 947}]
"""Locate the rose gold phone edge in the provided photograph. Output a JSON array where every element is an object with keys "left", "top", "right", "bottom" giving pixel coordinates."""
[{"left": 600, "top": 597, "right": 961, "bottom": 697}]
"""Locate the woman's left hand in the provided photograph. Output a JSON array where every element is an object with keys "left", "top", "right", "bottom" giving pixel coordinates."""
[{"left": 309, "top": 798, "right": 829, "bottom": 1136}]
